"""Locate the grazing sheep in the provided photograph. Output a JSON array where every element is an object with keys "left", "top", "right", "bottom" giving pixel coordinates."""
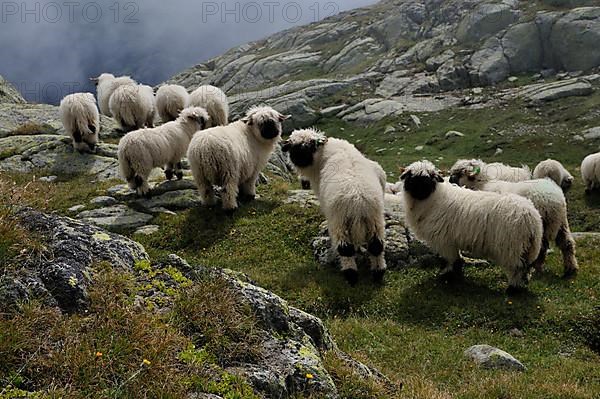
[
  {"left": 581, "top": 152, "right": 600, "bottom": 193},
  {"left": 117, "top": 106, "right": 209, "bottom": 197},
  {"left": 189, "top": 85, "right": 229, "bottom": 127},
  {"left": 533, "top": 159, "right": 574, "bottom": 193},
  {"left": 449, "top": 159, "right": 531, "bottom": 187},
  {"left": 156, "top": 84, "right": 189, "bottom": 122},
  {"left": 449, "top": 163, "right": 577, "bottom": 276},
  {"left": 109, "top": 84, "right": 156, "bottom": 132},
  {"left": 59, "top": 92, "right": 100, "bottom": 153},
  {"left": 282, "top": 129, "right": 387, "bottom": 285},
  {"left": 187, "top": 105, "right": 289, "bottom": 212},
  {"left": 90, "top": 73, "right": 137, "bottom": 116},
  {"left": 402, "top": 160, "right": 543, "bottom": 293}
]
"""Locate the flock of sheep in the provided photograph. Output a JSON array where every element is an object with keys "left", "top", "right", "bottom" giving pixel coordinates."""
[{"left": 57, "top": 73, "right": 600, "bottom": 291}]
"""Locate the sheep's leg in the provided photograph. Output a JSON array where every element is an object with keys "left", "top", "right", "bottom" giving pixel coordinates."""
[
  {"left": 367, "top": 235, "right": 386, "bottom": 284},
  {"left": 556, "top": 222, "right": 578, "bottom": 277},
  {"left": 165, "top": 162, "right": 175, "bottom": 180},
  {"left": 506, "top": 262, "right": 531, "bottom": 295},
  {"left": 221, "top": 178, "right": 239, "bottom": 214},
  {"left": 439, "top": 248, "right": 463, "bottom": 280},
  {"left": 337, "top": 241, "right": 358, "bottom": 286},
  {"left": 531, "top": 237, "right": 549, "bottom": 273},
  {"left": 197, "top": 181, "right": 217, "bottom": 207},
  {"left": 239, "top": 177, "right": 257, "bottom": 202},
  {"left": 175, "top": 162, "right": 184, "bottom": 180},
  {"left": 134, "top": 176, "right": 151, "bottom": 198}
]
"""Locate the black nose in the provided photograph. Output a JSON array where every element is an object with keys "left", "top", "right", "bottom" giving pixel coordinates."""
[
  {"left": 261, "top": 120, "right": 280, "bottom": 139},
  {"left": 449, "top": 175, "right": 459, "bottom": 184}
]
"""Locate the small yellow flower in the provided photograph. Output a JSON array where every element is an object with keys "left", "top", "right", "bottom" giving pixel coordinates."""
[
  {"left": 142, "top": 359, "right": 151, "bottom": 366},
  {"left": 508, "top": 301, "right": 513, "bottom": 305},
  {"left": 306, "top": 373, "right": 314, "bottom": 380},
  {"left": 95, "top": 351, "right": 103, "bottom": 357}
]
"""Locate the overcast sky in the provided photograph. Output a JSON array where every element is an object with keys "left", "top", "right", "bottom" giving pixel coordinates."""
[{"left": 0, "top": 0, "right": 378, "bottom": 104}]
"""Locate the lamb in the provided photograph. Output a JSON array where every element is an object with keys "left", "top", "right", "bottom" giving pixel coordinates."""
[
  {"left": 533, "top": 159, "right": 574, "bottom": 193},
  {"left": 156, "top": 84, "right": 190, "bottom": 122},
  {"left": 401, "top": 160, "right": 543, "bottom": 293},
  {"left": 282, "top": 128, "right": 387, "bottom": 286},
  {"left": 109, "top": 84, "right": 156, "bottom": 132},
  {"left": 189, "top": 85, "right": 229, "bottom": 127},
  {"left": 449, "top": 159, "right": 531, "bottom": 188},
  {"left": 448, "top": 162, "right": 577, "bottom": 276},
  {"left": 59, "top": 92, "right": 100, "bottom": 153},
  {"left": 581, "top": 152, "right": 600, "bottom": 193},
  {"left": 117, "top": 106, "right": 209, "bottom": 197},
  {"left": 187, "top": 105, "right": 289, "bottom": 212},
  {"left": 90, "top": 73, "right": 137, "bottom": 116}
]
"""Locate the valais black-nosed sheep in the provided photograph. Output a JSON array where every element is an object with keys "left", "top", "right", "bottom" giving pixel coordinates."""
[
  {"left": 581, "top": 152, "right": 600, "bottom": 193},
  {"left": 59, "top": 92, "right": 100, "bottom": 153},
  {"left": 449, "top": 159, "right": 531, "bottom": 187},
  {"left": 189, "top": 85, "right": 229, "bottom": 127},
  {"left": 449, "top": 163, "right": 577, "bottom": 277},
  {"left": 402, "top": 160, "right": 543, "bottom": 293},
  {"left": 187, "top": 105, "right": 289, "bottom": 212},
  {"left": 282, "top": 128, "right": 388, "bottom": 286},
  {"left": 156, "top": 84, "right": 190, "bottom": 122},
  {"left": 533, "top": 159, "right": 574, "bottom": 193},
  {"left": 117, "top": 106, "right": 209, "bottom": 197},
  {"left": 90, "top": 73, "right": 137, "bottom": 117},
  {"left": 109, "top": 84, "right": 156, "bottom": 132}
]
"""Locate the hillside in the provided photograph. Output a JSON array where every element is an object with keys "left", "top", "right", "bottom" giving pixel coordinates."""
[{"left": 1, "top": 0, "right": 600, "bottom": 398}]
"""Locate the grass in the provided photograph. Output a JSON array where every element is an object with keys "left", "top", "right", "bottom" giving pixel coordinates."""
[{"left": 1, "top": 89, "right": 600, "bottom": 397}]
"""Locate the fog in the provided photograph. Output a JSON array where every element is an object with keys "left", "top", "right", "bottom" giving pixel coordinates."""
[{"left": 0, "top": 0, "right": 379, "bottom": 104}]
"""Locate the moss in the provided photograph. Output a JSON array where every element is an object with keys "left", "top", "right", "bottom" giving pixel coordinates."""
[
  {"left": 92, "top": 232, "right": 111, "bottom": 242},
  {"left": 134, "top": 259, "right": 152, "bottom": 273}
]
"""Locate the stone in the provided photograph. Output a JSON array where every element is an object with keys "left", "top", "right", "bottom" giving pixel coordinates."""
[
  {"left": 550, "top": 8, "right": 600, "bottom": 72},
  {"left": 90, "top": 196, "right": 118, "bottom": 207},
  {"left": 508, "top": 76, "right": 518, "bottom": 83},
  {"left": 76, "top": 205, "right": 153, "bottom": 231},
  {"left": 384, "top": 125, "right": 396, "bottom": 134},
  {"left": 502, "top": 22, "right": 543, "bottom": 74},
  {"left": 518, "top": 78, "right": 593, "bottom": 102},
  {"left": 445, "top": 131, "right": 465, "bottom": 138},
  {"left": 425, "top": 49, "right": 455, "bottom": 72},
  {"left": 437, "top": 59, "right": 470, "bottom": 91},
  {"left": 469, "top": 37, "right": 510, "bottom": 85},
  {"left": 134, "top": 225, "right": 160, "bottom": 236},
  {"left": 456, "top": 3, "right": 520, "bottom": 43},
  {"left": 541, "top": 69, "right": 556, "bottom": 79},
  {"left": 583, "top": 127, "right": 600, "bottom": 140},
  {"left": 465, "top": 344, "right": 526, "bottom": 371},
  {"left": 39, "top": 176, "right": 58, "bottom": 183},
  {"left": 68, "top": 205, "right": 86, "bottom": 213},
  {"left": 415, "top": 145, "right": 424, "bottom": 151},
  {"left": 0, "top": 75, "right": 26, "bottom": 104},
  {"left": 320, "top": 104, "right": 347, "bottom": 118},
  {"left": 133, "top": 190, "right": 202, "bottom": 211},
  {"left": 285, "top": 190, "right": 319, "bottom": 208},
  {"left": 494, "top": 148, "right": 504, "bottom": 156},
  {"left": 410, "top": 115, "right": 422, "bottom": 128}
]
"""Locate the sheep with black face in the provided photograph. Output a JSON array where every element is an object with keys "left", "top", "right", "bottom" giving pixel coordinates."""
[
  {"left": 282, "top": 128, "right": 387, "bottom": 286},
  {"left": 187, "top": 105, "right": 290, "bottom": 212},
  {"left": 402, "top": 160, "right": 543, "bottom": 293}
]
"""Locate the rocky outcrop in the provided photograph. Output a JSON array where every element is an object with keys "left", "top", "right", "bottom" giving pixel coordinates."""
[{"left": 0, "top": 75, "right": 25, "bottom": 104}]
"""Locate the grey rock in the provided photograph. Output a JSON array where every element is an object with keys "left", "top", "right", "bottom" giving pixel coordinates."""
[
  {"left": 134, "top": 225, "right": 160, "bottom": 236},
  {"left": 446, "top": 130, "right": 465, "bottom": 138},
  {"left": 410, "top": 115, "right": 422, "bottom": 128},
  {"left": 572, "top": 232, "right": 600, "bottom": 241},
  {"left": 507, "top": 76, "right": 519, "bottom": 83},
  {"left": 285, "top": 190, "right": 319, "bottom": 208},
  {"left": 551, "top": 8, "right": 600, "bottom": 72},
  {"left": 90, "top": 196, "right": 118, "bottom": 207},
  {"left": 437, "top": 59, "right": 470, "bottom": 91},
  {"left": 320, "top": 104, "right": 348, "bottom": 118},
  {"left": 456, "top": 3, "right": 520, "bottom": 44},
  {"left": 76, "top": 205, "right": 154, "bottom": 231},
  {"left": 469, "top": 37, "right": 510, "bottom": 85},
  {"left": 517, "top": 78, "right": 593, "bottom": 102},
  {"left": 583, "top": 127, "right": 600, "bottom": 140},
  {"left": 425, "top": 49, "right": 456, "bottom": 72},
  {"left": 465, "top": 344, "right": 526, "bottom": 371},
  {"left": 68, "top": 204, "right": 86, "bottom": 213},
  {"left": 502, "top": 22, "right": 543, "bottom": 74},
  {"left": 0, "top": 75, "right": 25, "bottom": 104},
  {"left": 39, "top": 176, "right": 58, "bottom": 183},
  {"left": 1, "top": 208, "right": 148, "bottom": 312},
  {"left": 133, "top": 190, "right": 202, "bottom": 211}
]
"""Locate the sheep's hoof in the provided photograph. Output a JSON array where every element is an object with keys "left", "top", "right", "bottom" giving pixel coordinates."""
[
  {"left": 343, "top": 269, "right": 359, "bottom": 287},
  {"left": 239, "top": 194, "right": 256, "bottom": 203},
  {"left": 223, "top": 208, "right": 237, "bottom": 216},
  {"left": 301, "top": 180, "right": 311, "bottom": 190},
  {"left": 175, "top": 172, "right": 184, "bottom": 180},
  {"left": 563, "top": 268, "right": 578, "bottom": 279},
  {"left": 506, "top": 285, "right": 528, "bottom": 296},
  {"left": 165, "top": 170, "right": 174, "bottom": 180},
  {"left": 372, "top": 270, "right": 385, "bottom": 284},
  {"left": 440, "top": 269, "right": 463, "bottom": 283}
]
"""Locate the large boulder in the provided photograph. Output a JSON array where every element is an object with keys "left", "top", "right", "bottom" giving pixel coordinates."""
[
  {"left": 551, "top": 7, "right": 600, "bottom": 71},
  {"left": 456, "top": 2, "right": 520, "bottom": 44},
  {"left": 0, "top": 75, "right": 25, "bottom": 104},
  {"left": 502, "top": 22, "right": 543, "bottom": 73},
  {"left": 469, "top": 37, "right": 510, "bottom": 85}
]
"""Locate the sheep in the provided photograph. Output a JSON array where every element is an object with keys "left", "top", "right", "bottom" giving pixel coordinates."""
[
  {"left": 449, "top": 159, "right": 531, "bottom": 188},
  {"left": 448, "top": 162, "right": 577, "bottom": 276},
  {"left": 109, "top": 84, "right": 156, "bottom": 132},
  {"left": 282, "top": 128, "right": 387, "bottom": 286},
  {"left": 189, "top": 85, "right": 229, "bottom": 127},
  {"left": 401, "top": 160, "right": 543, "bottom": 293},
  {"left": 533, "top": 159, "right": 574, "bottom": 193},
  {"left": 581, "top": 152, "right": 600, "bottom": 193},
  {"left": 117, "top": 106, "right": 209, "bottom": 197},
  {"left": 90, "top": 73, "right": 137, "bottom": 116},
  {"left": 59, "top": 92, "right": 100, "bottom": 154},
  {"left": 187, "top": 105, "right": 289, "bottom": 212},
  {"left": 156, "top": 84, "right": 190, "bottom": 122}
]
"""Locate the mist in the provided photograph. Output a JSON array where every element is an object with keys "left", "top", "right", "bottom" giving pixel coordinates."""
[{"left": 0, "top": 0, "right": 379, "bottom": 104}]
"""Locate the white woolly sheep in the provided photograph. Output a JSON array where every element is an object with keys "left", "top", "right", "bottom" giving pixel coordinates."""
[
  {"left": 156, "top": 84, "right": 190, "bottom": 122},
  {"left": 109, "top": 84, "right": 156, "bottom": 132},
  {"left": 449, "top": 159, "right": 531, "bottom": 187},
  {"left": 59, "top": 92, "right": 100, "bottom": 153},
  {"left": 581, "top": 152, "right": 600, "bottom": 193},
  {"left": 449, "top": 163, "right": 577, "bottom": 276},
  {"left": 189, "top": 85, "right": 229, "bottom": 127},
  {"left": 533, "top": 159, "right": 574, "bottom": 193},
  {"left": 91, "top": 73, "right": 137, "bottom": 116},
  {"left": 402, "top": 160, "right": 543, "bottom": 293},
  {"left": 117, "top": 106, "right": 209, "bottom": 197},
  {"left": 282, "top": 128, "right": 388, "bottom": 286},
  {"left": 187, "top": 105, "right": 290, "bottom": 212}
]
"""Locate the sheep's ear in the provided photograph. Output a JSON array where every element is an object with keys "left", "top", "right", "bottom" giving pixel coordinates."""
[
  {"left": 242, "top": 116, "right": 253, "bottom": 126},
  {"left": 434, "top": 173, "right": 444, "bottom": 183},
  {"left": 198, "top": 116, "right": 206, "bottom": 129},
  {"left": 278, "top": 114, "right": 291, "bottom": 122},
  {"left": 281, "top": 140, "right": 291, "bottom": 152},
  {"left": 400, "top": 170, "right": 412, "bottom": 181},
  {"left": 89, "top": 77, "right": 99, "bottom": 82}
]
